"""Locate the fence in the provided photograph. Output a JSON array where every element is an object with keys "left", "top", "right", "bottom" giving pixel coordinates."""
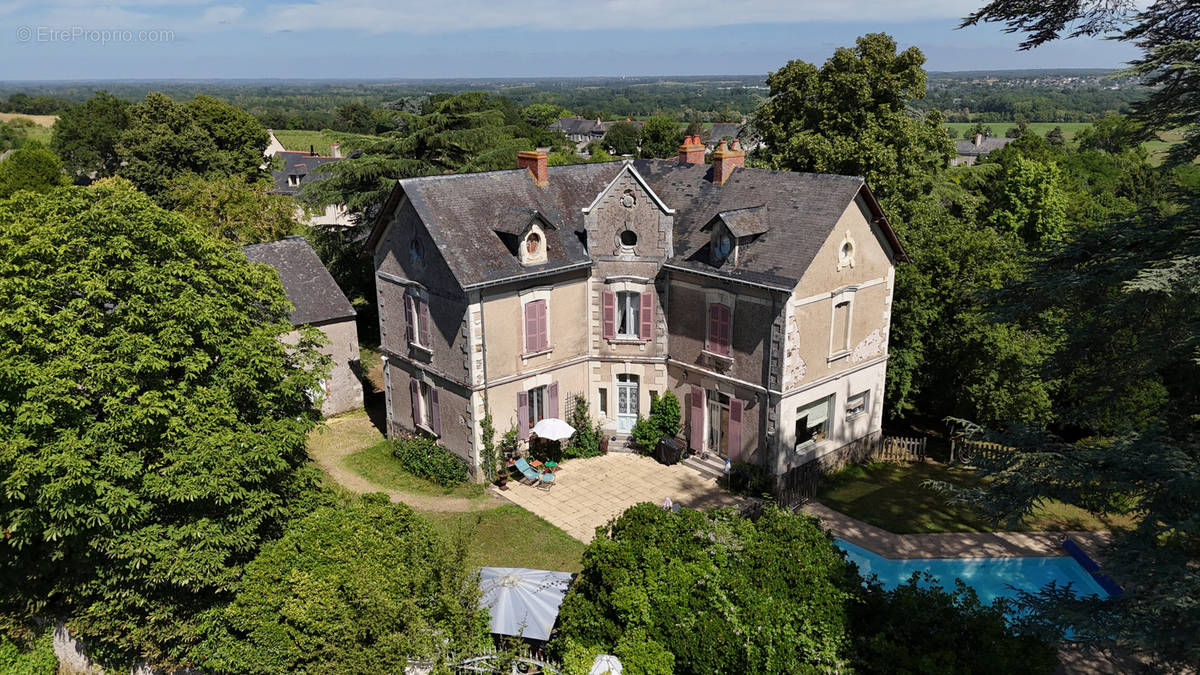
[
  {"left": 878, "top": 435, "right": 927, "bottom": 462},
  {"left": 949, "top": 437, "right": 1009, "bottom": 466},
  {"left": 445, "top": 648, "right": 561, "bottom": 674}
]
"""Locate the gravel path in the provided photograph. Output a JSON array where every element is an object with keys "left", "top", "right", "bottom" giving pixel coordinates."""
[{"left": 307, "top": 413, "right": 498, "bottom": 512}]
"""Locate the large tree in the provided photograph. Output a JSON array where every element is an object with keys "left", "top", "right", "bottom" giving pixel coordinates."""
[
  {"left": 752, "top": 32, "right": 954, "bottom": 208},
  {"left": 117, "top": 93, "right": 268, "bottom": 198},
  {"left": 0, "top": 179, "right": 328, "bottom": 668},
  {"left": 637, "top": 116, "right": 681, "bottom": 159},
  {"left": 0, "top": 142, "right": 70, "bottom": 199},
  {"left": 50, "top": 91, "right": 131, "bottom": 179},
  {"left": 199, "top": 495, "right": 489, "bottom": 673},
  {"left": 603, "top": 121, "right": 640, "bottom": 156},
  {"left": 163, "top": 173, "right": 299, "bottom": 244}
]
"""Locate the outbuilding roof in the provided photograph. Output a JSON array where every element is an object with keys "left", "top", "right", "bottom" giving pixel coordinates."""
[{"left": 243, "top": 236, "right": 356, "bottom": 326}]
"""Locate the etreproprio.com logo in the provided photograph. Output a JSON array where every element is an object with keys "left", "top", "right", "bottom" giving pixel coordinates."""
[{"left": 16, "top": 26, "right": 175, "bottom": 44}]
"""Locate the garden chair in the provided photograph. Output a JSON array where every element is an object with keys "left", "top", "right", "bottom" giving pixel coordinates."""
[
  {"left": 536, "top": 472, "right": 556, "bottom": 491},
  {"left": 513, "top": 457, "right": 543, "bottom": 485}
]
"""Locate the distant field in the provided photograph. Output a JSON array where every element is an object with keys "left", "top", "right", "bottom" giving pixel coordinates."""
[
  {"left": 273, "top": 129, "right": 376, "bottom": 156},
  {"left": 1144, "top": 128, "right": 1185, "bottom": 165},
  {"left": 0, "top": 113, "right": 56, "bottom": 145},
  {"left": 944, "top": 121, "right": 1092, "bottom": 140}
]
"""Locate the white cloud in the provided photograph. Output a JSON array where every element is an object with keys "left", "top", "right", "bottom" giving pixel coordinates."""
[
  {"left": 264, "top": 0, "right": 981, "bottom": 34},
  {"left": 201, "top": 4, "right": 243, "bottom": 25}
]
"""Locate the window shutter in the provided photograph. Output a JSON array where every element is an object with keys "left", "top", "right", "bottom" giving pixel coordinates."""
[
  {"left": 524, "top": 301, "right": 538, "bottom": 353},
  {"left": 537, "top": 300, "right": 549, "bottom": 351},
  {"left": 717, "top": 305, "right": 731, "bottom": 356},
  {"left": 419, "top": 298, "right": 432, "bottom": 347},
  {"left": 548, "top": 382, "right": 559, "bottom": 418},
  {"left": 517, "top": 391, "right": 529, "bottom": 440},
  {"left": 404, "top": 294, "right": 415, "bottom": 344},
  {"left": 728, "top": 399, "right": 743, "bottom": 461},
  {"left": 639, "top": 290, "right": 653, "bottom": 340},
  {"left": 689, "top": 385, "right": 705, "bottom": 451},
  {"left": 430, "top": 388, "right": 441, "bottom": 436},
  {"left": 409, "top": 378, "right": 421, "bottom": 427},
  {"left": 602, "top": 290, "right": 616, "bottom": 339}
]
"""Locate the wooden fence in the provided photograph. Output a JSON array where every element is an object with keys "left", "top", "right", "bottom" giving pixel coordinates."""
[
  {"left": 949, "top": 437, "right": 1009, "bottom": 466},
  {"left": 878, "top": 435, "right": 927, "bottom": 462}
]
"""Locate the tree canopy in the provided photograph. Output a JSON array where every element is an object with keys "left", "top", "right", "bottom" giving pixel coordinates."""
[
  {"left": 602, "top": 121, "right": 640, "bottom": 156},
  {"left": 199, "top": 495, "right": 490, "bottom": 673},
  {"left": 637, "top": 116, "right": 681, "bottom": 159},
  {"left": 162, "top": 173, "right": 300, "bottom": 244},
  {"left": 0, "top": 179, "right": 327, "bottom": 668},
  {"left": 50, "top": 91, "right": 131, "bottom": 179},
  {"left": 0, "top": 142, "right": 70, "bottom": 199}
]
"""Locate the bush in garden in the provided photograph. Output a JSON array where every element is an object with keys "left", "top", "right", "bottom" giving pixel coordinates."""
[
  {"left": 562, "top": 394, "right": 604, "bottom": 460},
  {"left": 630, "top": 390, "right": 682, "bottom": 454},
  {"left": 392, "top": 434, "right": 470, "bottom": 486},
  {"left": 199, "top": 495, "right": 490, "bottom": 673}
]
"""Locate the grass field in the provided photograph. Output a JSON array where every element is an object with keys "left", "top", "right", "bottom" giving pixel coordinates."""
[
  {"left": 343, "top": 439, "right": 489, "bottom": 501},
  {"left": 273, "top": 129, "right": 377, "bottom": 156},
  {"left": 0, "top": 113, "right": 56, "bottom": 145},
  {"left": 944, "top": 121, "right": 1093, "bottom": 140},
  {"left": 817, "top": 461, "right": 1136, "bottom": 534},
  {"left": 424, "top": 507, "right": 586, "bottom": 573}
]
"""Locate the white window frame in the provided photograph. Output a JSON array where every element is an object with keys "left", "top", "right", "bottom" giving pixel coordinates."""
[
  {"left": 795, "top": 394, "right": 834, "bottom": 451},
  {"left": 846, "top": 390, "right": 869, "bottom": 420},
  {"left": 528, "top": 385, "right": 547, "bottom": 427},
  {"left": 520, "top": 287, "right": 553, "bottom": 356},
  {"left": 616, "top": 290, "right": 640, "bottom": 339},
  {"left": 416, "top": 381, "right": 433, "bottom": 429},
  {"left": 407, "top": 292, "right": 432, "bottom": 351},
  {"left": 829, "top": 288, "right": 856, "bottom": 359}
]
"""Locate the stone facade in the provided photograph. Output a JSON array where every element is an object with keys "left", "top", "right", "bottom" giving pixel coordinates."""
[{"left": 372, "top": 157, "right": 900, "bottom": 483}]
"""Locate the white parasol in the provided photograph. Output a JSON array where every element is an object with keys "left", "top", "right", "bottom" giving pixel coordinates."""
[
  {"left": 589, "top": 654, "right": 623, "bottom": 675},
  {"left": 530, "top": 417, "right": 575, "bottom": 442},
  {"left": 478, "top": 567, "right": 574, "bottom": 641}
]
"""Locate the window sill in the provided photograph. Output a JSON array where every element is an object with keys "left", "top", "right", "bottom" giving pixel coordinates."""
[
  {"left": 521, "top": 347, "right": 554, "bottom": 359},
  {"left": 415, "top": 422, "right": 439, "bottom": 438},
  {"left": 409, "top": 342, "right": 433, "bottom": 356},
  {"left": 827, "top": 350, "right": 850, "bottom": 363},
  {"left": 701, "top": 349, "right": 734, "bottom": 365},
  {"left": 607, "top": 336, "right": 647, "bottom": 345},
  {"left": 845, "top": 411, "right": 866, "bottom": 421}
]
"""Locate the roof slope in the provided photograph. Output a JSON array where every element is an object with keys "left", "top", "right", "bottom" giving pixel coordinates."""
[
  {"left": 243, "top": 236, "right": 356, "bottom": 325},
  {"left": 271, "top": 150, "right": 343, "bottom": 195},
  {"left": 955, "top": 137, "right": 1013, "bottom": 156},
  {"left": 374, "top": 159, "right": 898, "bottom": 291}
]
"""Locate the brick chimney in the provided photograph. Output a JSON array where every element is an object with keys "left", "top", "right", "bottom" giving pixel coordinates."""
[
  {"left": 974, "top": 133, "right": 983, "bottom": 147},
  {"left": 330, "top": 143, "right": 341, "bottom": 158},
  {"left": 712, "top": 139, "right": 744, "bottom": 184},
  {"left": 678, "top": 135, "right": 705, "bottom": 164},
  {"left": 517, "top": 151, "right": 548, "bottom": 186}
]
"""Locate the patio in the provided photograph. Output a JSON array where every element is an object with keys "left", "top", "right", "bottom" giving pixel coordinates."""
[{"left": 494, "top": 452, "right": 745, "bottom": 543}]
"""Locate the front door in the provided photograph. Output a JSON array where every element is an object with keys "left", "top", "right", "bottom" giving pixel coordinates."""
[
  {"left": 707, "top": 391, "right": 730, "bottom": 457},
  {"left": 616, "top": 375, "right": 639, "bottom": 433}
]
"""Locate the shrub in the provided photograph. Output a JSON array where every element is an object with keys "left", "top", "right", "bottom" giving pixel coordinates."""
[
  {"left": 392, "top": 435, "right": 470, "bottom": 486},
  {"left": 479, "top": 410, "right": 498, "bottom": 483},
  {"left": 629, "top": 390, "right": 681, "bottom": 455},
  {"left": 0, "top": 628, "right": 56, "bottom": 675},
  {"left": 721, "top": 460, "right": 774, "bottom": 497},
  {"left": 199, "top": 495, "right": 490, "bottom": 673},
  {"left": 562, "top": 394, "right": 603, "bottom": 460}
]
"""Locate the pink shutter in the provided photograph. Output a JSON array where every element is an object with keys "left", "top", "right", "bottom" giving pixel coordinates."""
[
  {"left": 728, "top": 398, "right": 743, "bottom": 461},
  {"left": 430, "top": 388, "right": 441, "bottom": 436},
  {"left": 639, "top": 290, "right": 653, "bottom": 341},
  {"left": 706, "top": 304, "right": 718, "bottom": 353},
  {"left": 410, "top": 379, "right": 421, "bottom": 427},
  {"left": 524, "top": 302, "right": 538, "bottom": 353},
  {"left": 404, "top": 294, "right": 415, "bottom": 344},
  {"left": 419, "top": 299, "right": 432, "bottom": 347},
  {"left": 602, "top": 290, "right": 616, "bottom": 339},
  {"left": 722, "top": 305, "right": 732, "bottom": 355},
  {"left": 548, "top": 382, "right": 559, "bottom": 418},
  {"left": 517, "top": 391, "right": 529, "bottom": 440},
  {"left": 537, "top": 300, "right": 549, "bottom": 351},
  {"left": 689, "top": 385, "right": 705, "bottom": 451}
]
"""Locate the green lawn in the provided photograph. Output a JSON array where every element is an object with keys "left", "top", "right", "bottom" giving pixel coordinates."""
[
  {"left": 817, "top": 461, "right": 1135, "bottom": 534},
  {"left": 343, "top": 439, "right": 488, "bottom": 501},
  {"left": 273, "top": 129, "right": 377, "bottom": 156},
  {"left": 424, "top": 506, "right": 586, "bottom": 573}
]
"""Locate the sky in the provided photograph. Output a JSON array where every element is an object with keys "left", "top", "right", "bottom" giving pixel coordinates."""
[{"left": 0, "top": 0, "right": 1140, "bottom": 80}]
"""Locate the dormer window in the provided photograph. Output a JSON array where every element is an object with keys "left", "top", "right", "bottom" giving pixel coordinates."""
[
  {"left": 714, "top": 232, "right": 732, "bottom": 261},
  {"left": 288, "top": 174, "right": 301, "bottom": 187},
  {"left": 518, "top": 222, "right": 548, "bottom": 266},
  {"left": 526, "top": 232, "right": 541, "bottom": 254}
]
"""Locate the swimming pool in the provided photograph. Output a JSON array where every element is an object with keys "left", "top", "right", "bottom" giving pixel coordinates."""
[{"left": 835, "top": 538, "right": 1111, "bottom": 605}]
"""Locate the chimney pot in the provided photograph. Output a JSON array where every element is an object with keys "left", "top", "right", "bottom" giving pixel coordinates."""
[
  {"left": 330, "top": 143, "right": 341, "bottom": 158},
  {"left": 711, "top": 139, "right": 745, "bottom": 185},
  {"left": 974, "top": 133, "right": 983, "bottom": 147},
  {"left": 517, "top": 151, "right": 549, "bottom": 186}
]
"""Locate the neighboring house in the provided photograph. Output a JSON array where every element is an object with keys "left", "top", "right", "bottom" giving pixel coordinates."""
[
  {"left": 952, "top": 133, "right": 1014, "bottom": 166},
  {"left": 270, "top": 148, "right": 353, "bottom": 228},
  {"left": 244, "top": 236, "right": 364, "bottom": 417},
  {"left": 701, "top": 123, "right": 743, "bottom": 150},
  {"left": 549, "top": 117, "right": 645, "bottom": 153},
  {"left": 369, "top": 139, "right": 905, "bottom": 490}
]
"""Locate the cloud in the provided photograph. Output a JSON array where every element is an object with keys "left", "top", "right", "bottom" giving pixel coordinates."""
[
  {"left": 264, "top": 0, "right": 982, "bottom": 34},
  {"left": 201, "top": 4, "right": 244, "bottom": 25}
]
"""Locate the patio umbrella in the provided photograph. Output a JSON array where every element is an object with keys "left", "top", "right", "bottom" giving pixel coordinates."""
[
  {"left": 531, "top": 417, "right": 575, "bottom": 442},
  {"left": 589, "top": 654, "right": 623, "bottom": 675},
  {"left": 478, "top": 567, "right": 574, "bottom": 641}
]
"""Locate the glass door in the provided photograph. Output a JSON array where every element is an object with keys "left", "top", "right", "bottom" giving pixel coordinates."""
[
  {"left": 707, "top": 391, "right": 730, "bottom": 457},
  {"left": 616, "top": 374, "right": 639, "bottom": 433}
]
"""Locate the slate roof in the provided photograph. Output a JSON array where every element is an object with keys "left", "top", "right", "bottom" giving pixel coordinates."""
[
  {"left": 550, "top": 117, "right": 645, "bottom": 137},
  {"left": 702, "top": 205, "right": 770, "bottom": 238},
  {"left": 371, "top": 159, "right": 901, "bottom": 292},
  {"left": 955, "top": 137, "right": 1013, "bottom": 156},
  {"left": 243, "top": 236, "right": 356, "bottom": 326},
  {"left": 703, "top": 123, "right": 742, "bottom": 144},
  {"left": 271, "top": 150, "right": 343, "bottom": 195}
]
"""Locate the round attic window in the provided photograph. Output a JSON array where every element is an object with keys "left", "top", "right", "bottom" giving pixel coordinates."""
[
  {"left": 526, "top": 232, "right": 541, "bottom": 254},
  {"left": 620, "top": 230, "right": 638, "bottom": 247}
]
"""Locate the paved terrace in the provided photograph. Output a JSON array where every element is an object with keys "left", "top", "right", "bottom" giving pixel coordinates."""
[{"left": 493, "top": 452, "right": 744, "bottom": 543}]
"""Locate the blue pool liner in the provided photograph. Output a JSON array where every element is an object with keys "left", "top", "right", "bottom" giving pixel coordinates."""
[{"left": 1063, "top": 539, "right": 1123, "bottom": 598}]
